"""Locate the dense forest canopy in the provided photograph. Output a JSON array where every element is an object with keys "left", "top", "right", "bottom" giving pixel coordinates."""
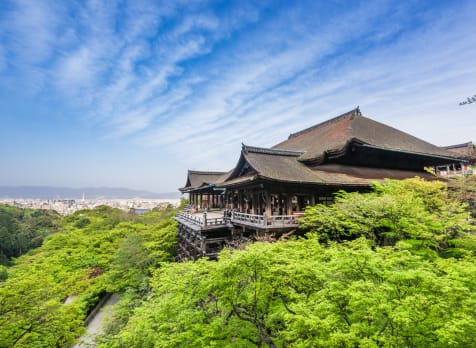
[
  {"left": 0, "top": 204, "right": 60, "bottom": 266},
  {"left": 0, "top": 204, "right": 178, "bottom": 347},
  {"left": 107, "top": 239, "right": 475, "bottom": 347},
  {"left": 98, "top": 178, "right": 475, "bottom": 348},
  {"left": 1, "top": 178, "right": 475, "bottom": 347}
]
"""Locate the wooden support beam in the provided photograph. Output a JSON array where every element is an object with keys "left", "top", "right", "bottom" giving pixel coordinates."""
[
  {"left": 265, "top": 192, "right": 271, "bottom": 219},
  {"left": 252, "top": 191, "right": 258, "bottom": 214},
  {"left": 238, "top": 190, "right": 243, "bottom": 213},
  {"left": 286, "top": 195, "right": 292, "bottom": 215}
]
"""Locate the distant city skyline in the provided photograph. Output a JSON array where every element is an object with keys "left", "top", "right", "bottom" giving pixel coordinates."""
[
  {"left": 0, "top": 185, "right": 181, "bottom": 199},
  {"left": 0, "top": 197, "right": 181, "bottom": 215},
  {"left": 0, "top": 1, "right": 475, "bottom": 192}
]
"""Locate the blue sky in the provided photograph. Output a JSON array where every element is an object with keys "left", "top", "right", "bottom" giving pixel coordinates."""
[{"left": 0, "top": 0, "right": 475, "bottom": 193}]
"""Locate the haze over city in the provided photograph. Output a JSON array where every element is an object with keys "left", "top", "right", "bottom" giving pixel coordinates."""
[{"left": 0, "top": 0, "right": 475, "bottom": 193}]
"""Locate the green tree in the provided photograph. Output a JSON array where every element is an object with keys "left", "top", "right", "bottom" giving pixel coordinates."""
[
  {"left": 299, "top": 178, "right": 475, "bottom": 257},
  {"left": 0, "top": 205, "right": 60, "bottom": 265},
  {"left": 109, "top": 238, "right": 476, "bottom": 347},
  {"left": 448, "top": 175, "right": 476, "bottom": 217},
  {"left": 0, "top": 206, "right": 178, "bottom": 347}
]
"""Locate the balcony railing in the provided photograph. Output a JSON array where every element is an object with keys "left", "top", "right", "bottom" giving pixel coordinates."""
[
  {"left": 231, "top": 211, "right": 302, "bottom": 227},
  {"left": 177, "top": 210, "right": 304, "bottom": 229},
  {"left": 176, "top": 211, "right": 227, "bottom": 228},
  {"left": 269, "top": 213, "right": 303, "bottom": 226},
  {"left": 232, "top": 212, "right": 265, "bottom": 225}
]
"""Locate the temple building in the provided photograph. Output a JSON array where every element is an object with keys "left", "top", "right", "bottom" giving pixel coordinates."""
[
  {"left": 175, "top": 108, "right": 464, "bottom": 260},
  {"left": 440, "top": 142, "right": 476, "bottom": 176}
]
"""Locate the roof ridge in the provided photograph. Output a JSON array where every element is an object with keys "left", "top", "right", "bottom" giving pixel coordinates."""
[
  {"left": 188, "top": 170, "right": 227, "bottom": 175},
  {"left": 443, "top": 141, "right": 473, "bottom": 149},
  {"left": 288, "top": 107, "right": 361, "bottom": 139},
  {"left": 242, "top": 144, "right": 304, "bottom": 156}
]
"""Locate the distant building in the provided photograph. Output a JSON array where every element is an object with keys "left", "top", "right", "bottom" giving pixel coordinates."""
[
  {"left": 440, "top": 142, "right": 476, "bottom": 176},
  {"left": 176, "top": 108, "right": 465, "bottom": 260}
]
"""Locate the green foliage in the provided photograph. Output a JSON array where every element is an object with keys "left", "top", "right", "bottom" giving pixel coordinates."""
[
  {"left": 0, "top": 204, "right": 60, "bottom": 265},
  {"left": 0, "top": 205, "right": 178, "bottom": 347},
  {"left": 448, "top": 175, "right": 476, "bottom": 217},
  {"left": 95, "top": 179, "right": 476, "bottom": 347},
  {"left": 3, "top": 179, "right": 476, "bottom": 347},
  {"left": 0, "top": 265, "right": 7, "bottom": 281},
  {"left": 107, "top": 239, "right": 476, "bottom": 347},
  {"left": 299, "top": 178, "right": 475, "bottom": 257},
  {"left": 178, "top": 197, "right": 190, "bottom": 210}
]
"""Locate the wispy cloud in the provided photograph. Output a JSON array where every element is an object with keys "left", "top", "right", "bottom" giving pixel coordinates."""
[
  {"left": 0, "top": 0, "right": 62, "bottom": 91},
  {"left": 1, "top": 0, "right": 475, "bottom": 178}
]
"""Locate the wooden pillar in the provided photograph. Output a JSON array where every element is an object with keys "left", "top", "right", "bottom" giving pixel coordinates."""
[
  {"left": 252, "top": 192, "right": 258, "bottom": 214},
  {"left": 257, "top": 192, "right": 262, "bottom": 214},
  {"left": 286, "top": 195, "right": 292, "bottom": 215},
  {"left": 265, "top": 192, "right": 271, "bottom": 218},
  {"left": 310, "top": 194, "right": 316, "bottom": 206},
  {"left": 238, "top": 190, "right": 243, "bottom": 212},
  {"left": 245, "top": 190, "right": 250, "bottom": 212}
]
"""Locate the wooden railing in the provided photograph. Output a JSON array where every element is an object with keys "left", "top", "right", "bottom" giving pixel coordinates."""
[
  {"left": 232, "top": 212, "right": 265, "bottom": 225},
  {"left": 176, "top": 211, "right": 226, "bottom": 227},
  {"left": 178, "top": 210, "right": 303, "bottom": 228},
  {"left": 269, "top": 213, "right": 302, "bottom": 226},
  {"left": 231, "top": 211, "right": 302, "bottom": 227}
]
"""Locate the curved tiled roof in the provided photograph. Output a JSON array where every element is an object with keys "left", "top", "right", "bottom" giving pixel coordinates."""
[
  {"left": 180, "top": 170, "right": 229, "bottom": 191},
  {"left": 273, "top": 108, "right": 457, "bottom": 164},
  {"left": 443, "top": 142, "right": 476, "bottom": 162},
  {"left": 180, "top": 108, "right": 462, "bottom": 191},
  {"left": 217, "top": 144, "right": 437, "bottom": 188},
  {"left": 243, "top": 145, "right": 322, "bottom": 183}
]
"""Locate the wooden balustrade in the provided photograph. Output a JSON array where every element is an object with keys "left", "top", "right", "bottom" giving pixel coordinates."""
[
  {"left": 232, "top": 211, "right": 265, "bottom": 225},
  {"left": 269, "top": 214, "right": 301, "bottom": 226},
  {"left": 178, "top": 210, "right": 303, "bottom": 229},
  {"left": 231, "top": 211, "right": 301, "bottom": 227},
  {"left": 176, "top": 211, "right": 226, "bottom": 227}
]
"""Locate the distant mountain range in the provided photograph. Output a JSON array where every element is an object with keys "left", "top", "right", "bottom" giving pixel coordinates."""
[{"left": 0, "top": 186, "right": 181, "bottom": 199}]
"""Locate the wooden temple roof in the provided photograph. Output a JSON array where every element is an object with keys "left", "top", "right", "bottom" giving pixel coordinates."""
[
  {"left": 179, "top": 170, "right": 229, "bottom": 192},
  {"left": 443, "top": 142, "right": 476, "bottom": 163},
  {"left": 217, "top": 144, "right": 436, "bottom": 188},
  {"left": 180, "top": 108, "right": 464, "bottom": 192},
  {"left": 273, "top": 107, "right": 457, "bottom": 165}
]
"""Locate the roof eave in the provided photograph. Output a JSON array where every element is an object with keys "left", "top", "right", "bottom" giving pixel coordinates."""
[
  {"left": 357, "top": 144, "right": 465, "bottom": 163},
  {"left": 256, "top": 174, "right": 371, "bottom": 187},
  {"left": 179, "top": 183, "right": 217, "bottom": 193}
]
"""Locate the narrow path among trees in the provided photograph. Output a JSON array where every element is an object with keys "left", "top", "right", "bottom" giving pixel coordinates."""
[{"left": 73, "top": 294, "right": 119, "bottom": 348}]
